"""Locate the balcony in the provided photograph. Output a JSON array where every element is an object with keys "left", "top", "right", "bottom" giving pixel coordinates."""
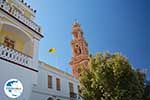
[
  {"left": 70, "top": 92, "right": 77, "bottom": 100},
  {"left": 0, "top": 44, "right": 33, "bottom": 70},
  {"left": 0, "top": 0, "right": 42, "bottom": 34}
]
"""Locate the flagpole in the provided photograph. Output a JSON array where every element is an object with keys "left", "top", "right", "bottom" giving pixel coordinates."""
[
  {"left": 49, "top": 48, "right": 60, "bottom": 69},
  {"left": 53, "top": 52, "right": 59, "bottom": 69}
]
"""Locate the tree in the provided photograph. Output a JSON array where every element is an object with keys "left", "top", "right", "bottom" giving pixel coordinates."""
[
  {"left": 79, "top": 53, "right": 145, "bottom": 100},
  {"left": 144, "top": 80, "right": 150, "bottom": 100}
]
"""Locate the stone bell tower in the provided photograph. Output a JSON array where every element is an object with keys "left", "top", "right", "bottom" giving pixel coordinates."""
[{"left": 69, "top": 21, "right": 89, "bottom": 78}]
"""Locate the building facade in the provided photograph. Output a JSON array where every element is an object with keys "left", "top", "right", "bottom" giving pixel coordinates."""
[
  {"left": 0, "top": 0, "right": 79, "bottom": 100},
  {"left": 0, "top": 0, "right": 43, "bottom": 100},
  {"left": 69, "top": 21, "right": 89, "bottom": 78},
  {"left": 30, "top": 61, "right": 79, "bottom": 100}
]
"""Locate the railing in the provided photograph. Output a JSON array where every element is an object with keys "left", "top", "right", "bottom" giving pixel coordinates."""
[
  {"left": 70, "top": 92, "right": 77, "bottom": 100},
  {"left": 0, "top": 0, "right": 41, "bottom": 33},
  {"left": 70, "top": 92, "right": 84, "bottom": 100},
  {"left": 0, "top": 44, "right": 33, "bottom": 67}
]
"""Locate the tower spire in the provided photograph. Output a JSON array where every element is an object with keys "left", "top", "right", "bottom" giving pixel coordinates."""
[
  {"left": 69, "top": 21, "right": 89, "bottom": 78},
  {"left": 72, "top": 19, "right": 80, "bottom": 26}
]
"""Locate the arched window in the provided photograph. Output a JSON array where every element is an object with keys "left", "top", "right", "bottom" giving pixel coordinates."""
[
  {"left": 4, "top": 37, "right": 15, "bottom": 49},
  {"left": 78, "top": 47, "right": 81, "bottom": 54},
  {"left": 47, "top": 97, "right": 53, "bottom": 100}
]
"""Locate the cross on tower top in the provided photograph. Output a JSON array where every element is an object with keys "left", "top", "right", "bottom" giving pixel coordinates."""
[{"left": 72, "top": 19, "right": 80, "bottom": 27}]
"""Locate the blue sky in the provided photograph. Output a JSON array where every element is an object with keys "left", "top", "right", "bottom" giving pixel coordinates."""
[{"left": 26, "top": 0, "right": 150, "bottom": 73}]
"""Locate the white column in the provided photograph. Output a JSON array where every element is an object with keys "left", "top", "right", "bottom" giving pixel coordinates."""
[
  {"left": 32, "top": 38, "right": 39, "bottom": 85},
  {"left": 0, "top": 18, "right": 3, "bottom": 32},
  {"left": 33, "top": 38, "right": 39, "bottom": 70},
  {"left": 0, "top": 21, "right": 3, "bottom": 44}
]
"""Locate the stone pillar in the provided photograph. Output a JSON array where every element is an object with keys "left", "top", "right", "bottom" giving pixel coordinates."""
[
  {"left": 33, "top": 38, "right": 39, "bottom": 70},
  {"left": 32, "top": 38, "right": 39, "bottom": 85},
  {"left": 0, "top": 16, "right": 4, "bottom": 32}
]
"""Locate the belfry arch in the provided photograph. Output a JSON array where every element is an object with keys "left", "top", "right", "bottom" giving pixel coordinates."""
[{"left": 0, "top": 21, "right": 33, "bottom": 57}]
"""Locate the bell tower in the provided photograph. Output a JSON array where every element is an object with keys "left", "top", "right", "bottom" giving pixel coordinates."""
[{"left": 69, "top": 21, "right": 89, "bottom": 78}]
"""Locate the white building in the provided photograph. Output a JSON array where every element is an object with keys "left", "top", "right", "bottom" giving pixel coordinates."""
[
  {"left": 0, "top": 0, "right": 79, "bottom": 100},
  {"left": 30, "top": 61, "right": 79, "bottom": 100}
]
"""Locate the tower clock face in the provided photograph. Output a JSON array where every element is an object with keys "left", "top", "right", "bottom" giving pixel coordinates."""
[
  {"left": 75, "top": 44, "right": 79, "bottom": 48},
  {"left": 73, "top": 43, "right": 82, "bottom": 55}
]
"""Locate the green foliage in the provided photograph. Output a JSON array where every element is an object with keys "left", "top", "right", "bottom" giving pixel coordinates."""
[
  {"left": 144, "top": 80, "right": 150, "bottom": 100},
  {"left": 79, "top": 53, "right": 145, "bottom": 100}
]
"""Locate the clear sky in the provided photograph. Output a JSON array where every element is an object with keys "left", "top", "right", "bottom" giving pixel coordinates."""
[{"left": 26, "top": 0, "right": 150, "bottom": 73}]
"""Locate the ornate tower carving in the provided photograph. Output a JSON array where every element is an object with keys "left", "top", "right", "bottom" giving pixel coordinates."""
[{"left": 69, "top": 21, "right": 89, "bottom": 78}]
